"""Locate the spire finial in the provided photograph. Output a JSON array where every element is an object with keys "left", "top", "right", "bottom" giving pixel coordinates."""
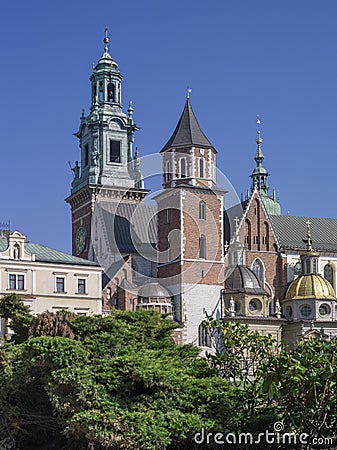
[
  {"left": 256, "top": 115, "right": 263, "bottom": 145},
  {"left": 186, "top": 87, "right": 192, "bottom": 99},
  {"left": 104, "top": 26, "right": 110, "bottom": 53},
  {"left": 306, "top": 219, "right": 312, "bottom": 251}
]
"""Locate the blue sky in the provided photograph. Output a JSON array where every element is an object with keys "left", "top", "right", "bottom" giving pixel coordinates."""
[{"left": 1, "top": 0, "right": 337, "bottom": 253}]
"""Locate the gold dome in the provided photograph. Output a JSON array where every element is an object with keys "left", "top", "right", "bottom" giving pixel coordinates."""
[{"left": 285, "top": 274, "right": 336, "bottom": 301}]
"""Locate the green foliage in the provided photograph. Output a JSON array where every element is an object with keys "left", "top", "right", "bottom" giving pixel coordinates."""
[
  {"left": 263, "top": 337, "right": 337, "bottom": 443},
  {"left": 0, "top": 294, "right": 32, "bottom": 343},
  {"left": 204, "top": 317, "right": 280, "bottom": 433},
  {"left": 0, "top": 310, "right": 235, "bottom": 450}
]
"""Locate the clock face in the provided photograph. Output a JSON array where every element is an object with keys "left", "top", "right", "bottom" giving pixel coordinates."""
[{"left": 76, "top": 226, "right": 87, "bottom": 255}]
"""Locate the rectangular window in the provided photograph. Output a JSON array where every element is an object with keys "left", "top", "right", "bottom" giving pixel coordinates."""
[
  {"left": 56, "top": 277, "right": 65, "bottom": 293},
  {"left": 8, "top": 274, "right": 25, "bottom": 290},
  {"left": 166, "top": 208, "right": 170, "bottom": 225},
  {"left": 77, "top": 278, "right": 86, "bottom": 294},
  {"left": 110, "top": 140, "right": 121, "bottom": 163},
  {"left": 17, "top": 275, "right": 24, "bottom": 290}
]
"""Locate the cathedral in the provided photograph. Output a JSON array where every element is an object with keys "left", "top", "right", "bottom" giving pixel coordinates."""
[{"left": 66, "top": 31, "right": 337, "bottom": 349}]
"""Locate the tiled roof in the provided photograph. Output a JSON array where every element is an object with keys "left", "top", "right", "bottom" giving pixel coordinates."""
[
  {"left": 161, "top": 98, "right": 214, "bottom": 152},
  {"left": 25, "top": 243, "right": 99, "bottom": 266},
  {"left": 97, "top": 201, "right": 157, "bottom": 254},
  {"left": 269, "top": 216, "right": 337, "bottom": 252}
]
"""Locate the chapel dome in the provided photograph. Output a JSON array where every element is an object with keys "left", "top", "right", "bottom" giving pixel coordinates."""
[
  {"left": 225, "top": 265, "right": 268, "bottom": 295},
  {"left": 285, "top": 274, "right": 336, "bottom": 301},
  {"left": 138, "top": 281, "right": 172, "bottom": 299}
]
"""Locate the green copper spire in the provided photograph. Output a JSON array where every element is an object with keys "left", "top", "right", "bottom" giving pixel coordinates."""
[
  {"left": 250, "top": 117, "right": 269, "bottom": 195},
  {"left": 249, "top": 117, "right": 281, "bottom": 215}
]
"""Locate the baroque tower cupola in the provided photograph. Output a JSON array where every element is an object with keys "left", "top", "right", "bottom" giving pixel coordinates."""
[
  {"left": 70, "top": 27, "right": 144, "bottom": 193},
  {"left": 66, "top": 28, "right": 147, "bottom": 259}
]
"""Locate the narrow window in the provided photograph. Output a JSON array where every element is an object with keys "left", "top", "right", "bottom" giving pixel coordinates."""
[
  {"left": 56, "top": 277, "right": 65, "bottom": 293},
  {"left": 180, "top": 158, "right": 186, "bottom": 178},
  {"left": 324, "top": 264, "right": 334, "bottom": 287},
  {"left": 99, "top": 82, "right": 104, "bottom": 102},
  {"left": 199, "top": 234, "right": 206, "bottom": 259},
  {"left": 78, "top": 278, "right": 86, "bottom": 294},
  {"left": 252, "top": 259, "right": 263, "bottom": 282},
  {"left": 306, "top": 258, "right": 311, "bottom": 275},
  {"left": 245, "top": 219, "right": 252, "bottom": 250},
  {"left": 199, "top": 201, "right": 206, "bottom": 220},
  {"left": 264, "top": 222, "right": 269, "bottom": 251},
  {"left": 199, "top": 158, "right": 205, "bottom": 178},
  {"left": 166, "top": 208, "right": 170, "bottom": 225},
  {"left": 110, "top": 140, "right": 121, "bottom": 163},
  {"left": 9, "top": 274, "right": 16, "bottom": 290},
  {"left": 17, "top": 275, "right": 24, "bottom": 290},
  {"left": 165, "top": 161, "right": 171, "bottom": 183},
  {"left": 107, "top": 83, "right": 115, "bottom": 102},
  {"left": 83, "top": 144, "right": 89, "bottom": 167}
]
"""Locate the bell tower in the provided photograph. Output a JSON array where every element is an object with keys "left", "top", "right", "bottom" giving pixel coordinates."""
[
  {"left": 155, "top": 94, "right": 225, "bottom": 345},
  {"left": 66, "top": 28, "right": 147, "bottom": 259}
]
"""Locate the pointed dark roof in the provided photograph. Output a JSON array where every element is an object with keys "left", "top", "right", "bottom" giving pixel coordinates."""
[{"left": 161, "top": 98, "right": 214, "bottom": 152}]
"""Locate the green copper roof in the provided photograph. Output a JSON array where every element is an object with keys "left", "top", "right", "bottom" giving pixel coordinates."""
[
  {"left": 25, "top": 243, "right": 99, "bottom": 266},
  {"left": 269, "top": 216, "right": 337, "bottom": 252},
  {"left": 260, "top": 193, "right": 281, "bottom": 216}
]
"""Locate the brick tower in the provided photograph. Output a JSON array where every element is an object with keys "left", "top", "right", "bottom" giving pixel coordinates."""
[{"left": 155, "top": 95, "right": 226, "bottom": 345}]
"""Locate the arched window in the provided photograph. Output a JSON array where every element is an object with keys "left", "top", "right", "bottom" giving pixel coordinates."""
[
  {"left": 107, "top": 83, "right": 115, "bottom": 102},
  {"left": 245, "top": 219, "right": 251, "bottom": 250},
  {"left": 324, "top": 264, "right": 334, "bottom": 287},
  {"left": 199, "top": 158, "right": 205, "bottom": 178},
  {"left": 199, "top": 234, "right": 206, "bottom": 259},
  {"left": 199, "top": 201, "right": 206, "bottom": 220},
  {"left": 180, "top": 158, "right": 186, "bottom": 178},
  {"left": 252, "top": 259, "right": 263, "bottom": 283}
]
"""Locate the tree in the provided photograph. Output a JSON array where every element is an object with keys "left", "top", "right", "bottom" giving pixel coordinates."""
[
  {"left": 203, "top": 317, "right": 281, "bottom": 433},
  {"left": 30, "top": 310, "right": 76, "bottom": 338},
  {"left": 0, "top": 310, "right": 237, "bottom": 450},
  {"left": 0, "top": 294, "right": 32, "bottom": 343},
  {"left": 263, "top": 337, "right": 337, "bottom": 447}
]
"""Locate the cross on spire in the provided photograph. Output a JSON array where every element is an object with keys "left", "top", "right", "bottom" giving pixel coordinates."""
[
  {"left": 104, "top": 26, "right": 110, "bottom": 53},
  {"left": 306, "top": 219, "right": 312, "bottom": 251}
]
